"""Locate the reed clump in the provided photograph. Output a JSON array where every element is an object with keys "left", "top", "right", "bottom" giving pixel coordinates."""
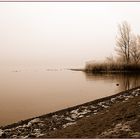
[{"left": 85, "top": 62, "right": 140, "bottom": 73}]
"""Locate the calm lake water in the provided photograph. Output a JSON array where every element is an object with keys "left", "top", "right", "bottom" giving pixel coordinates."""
[{"left": 0, "top": 67, "right": 140, "bottom": 126}]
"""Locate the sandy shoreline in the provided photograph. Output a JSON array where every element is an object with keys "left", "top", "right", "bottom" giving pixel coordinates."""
[{"left": 0, "top": 86, "right": 140, "bottom": 138}]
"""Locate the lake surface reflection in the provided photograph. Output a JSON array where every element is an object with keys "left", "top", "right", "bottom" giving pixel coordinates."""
[{"left": 0, "top": 68, "right": 139, "bottom": 126}]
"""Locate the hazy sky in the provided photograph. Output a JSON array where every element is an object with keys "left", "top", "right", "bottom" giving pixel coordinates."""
[{"left": 0, "top": 2, "right": 140, "bottom": 68}]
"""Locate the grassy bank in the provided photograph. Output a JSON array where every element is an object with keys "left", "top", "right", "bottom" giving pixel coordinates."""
[
  {"left": 45, "top": 90, "right": 140, "bottom": 138},
  {"left": 85, "top": 62, "right": 140, "bottom": 73}
]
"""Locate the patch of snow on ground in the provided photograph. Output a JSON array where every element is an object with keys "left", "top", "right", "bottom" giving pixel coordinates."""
[
  {"left": 30, "top": 118, "right": 40, "bottom": 123},
  {"left": 111, "top": 98, "right": 116, "bottom": 102},
  {"left": 71, "top": 109, "right": 79, "bottom": 114},
  {"left": 78, "top": 115, "right": 84, "bottom": 118},
  {"left": 71, "top": 114, "right": 78, "bottom": 119},
  {"left": 20, "top": 135, "right": 29, "bottom": 139},
  {"left": 90, "top": 105, "right": 97, "bottom": 108},
  {"left": 117, "top": 95, "right": 124, "bottom": 99},
  {"left": 70, "top": 108, "right": 91, "bottom": 119},
  {"left": 53, "top": 128, "right": 56, "bottom": 130},
  {"left": 52, "top": 115, "right": 58, "bottom": 118},
  {"left": 26, "top": 118, "right": 41, "bottom": 127},
  {"left": 102, "top": 105, "right": 109, "bottom": 108},
  {"left": 65, "top": 117, "right": 74, "bottom": 121},
  {"left": 125, "top": 98, "right": 129, "bottom": 101},
  {"left": 98, "top": 102, "right": 105, "bottom": 106},
  {"left": 78, "top": 109, "right": 91, "bottom": 115},
  {"left": 135, "top": 88, "right": 140, "bottom": 92},
  {"left": 63, "top": 122, "right": 76, "bottom": 128},
  {"left": 0, "top": 129, "right": 3, "bottom": 136}
]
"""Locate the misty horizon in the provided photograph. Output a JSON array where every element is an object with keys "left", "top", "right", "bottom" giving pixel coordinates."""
[{"left": 1, "top": 2, "right": 140, "bottom": 68}]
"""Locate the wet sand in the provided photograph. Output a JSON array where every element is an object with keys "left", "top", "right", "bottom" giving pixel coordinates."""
[{"left": 0, "top": 86, "right": 140, "bottom": 138}]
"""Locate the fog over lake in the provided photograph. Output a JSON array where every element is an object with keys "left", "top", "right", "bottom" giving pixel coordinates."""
[
  {"left": 0, "top": 2, "right": 140, "bottom": 126},
  {"left": 1, "top": 2, "right": 140, "bottom": 68}
]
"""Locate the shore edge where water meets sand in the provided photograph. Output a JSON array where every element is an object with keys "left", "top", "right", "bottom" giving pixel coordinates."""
[{"left": 0, "top": 86, "right": 140, "bottom": 138}]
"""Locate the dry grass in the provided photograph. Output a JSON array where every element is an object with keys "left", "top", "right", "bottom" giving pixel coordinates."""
[{"left": 85, "top": 62, "right": 140, "bottom": 73}]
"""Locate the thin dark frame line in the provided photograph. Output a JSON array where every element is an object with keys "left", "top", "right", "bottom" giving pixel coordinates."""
[{"left": 0, "top": 0, "right": 140, "bottom": 2}]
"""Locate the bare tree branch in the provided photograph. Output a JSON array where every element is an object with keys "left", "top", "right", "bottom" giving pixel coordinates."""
[{"left": 116, "top": 21, "right": 131, "bottom": 64}]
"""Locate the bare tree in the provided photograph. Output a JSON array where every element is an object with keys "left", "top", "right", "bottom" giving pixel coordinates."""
[
  {"left": 130, "top": 34, "right": 140, "bottom": 64},
  {"left": 115, "top": 21, "right": 131, "bottom": 64}
]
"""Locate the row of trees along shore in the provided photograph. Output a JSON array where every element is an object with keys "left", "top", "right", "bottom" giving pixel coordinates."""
[{"left": 85, "top": 21, "right": 140, "bottom": 73}]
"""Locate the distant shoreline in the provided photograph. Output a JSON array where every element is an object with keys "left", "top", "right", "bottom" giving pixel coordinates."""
[
  {"left": 69, "top": 68, "right": 140, "bottom": 74},
  {"left": 68, "top": 68, "right": 85, "bottom": 71}
]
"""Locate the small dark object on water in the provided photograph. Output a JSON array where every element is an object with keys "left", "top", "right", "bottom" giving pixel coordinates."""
[{"left": 116, "top": 84, "right": 119, "bottom": 86}]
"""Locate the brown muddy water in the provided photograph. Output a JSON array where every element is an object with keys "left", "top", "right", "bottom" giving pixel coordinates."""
[{"left": 0, "top": 67, "right": 140, "bottom": 126}]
